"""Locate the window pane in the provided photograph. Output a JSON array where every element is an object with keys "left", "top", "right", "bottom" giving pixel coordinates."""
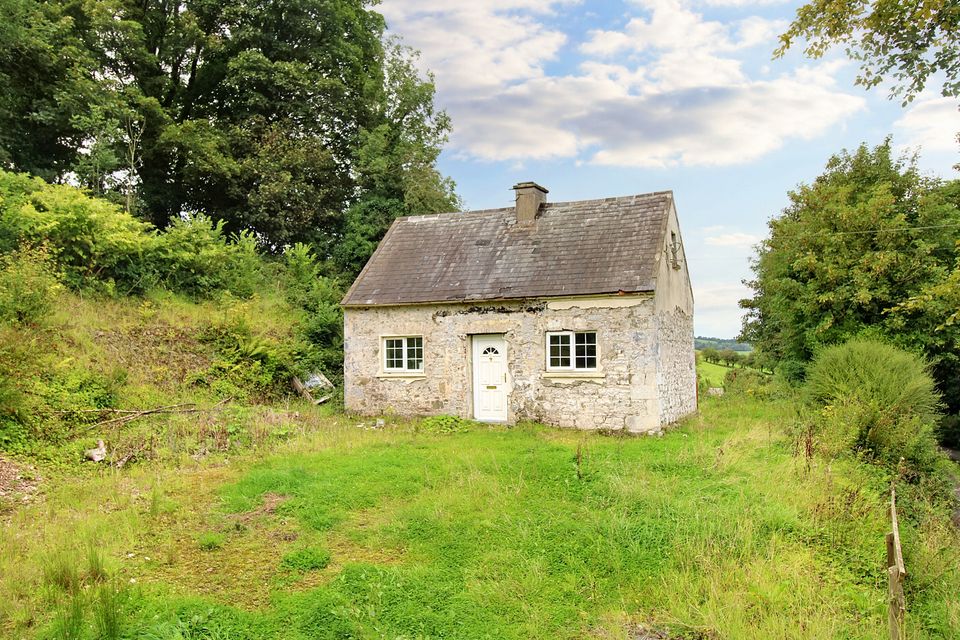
[
  {"left": 407, "top": 336, "right": 423, "bottom": 371},
  {"left": 548, "top": 333, "right": 571, "bottom": 368},
  {"left": 575, "top": 332, "right": 597, "bottom": 369},
  {"left": 385, "top": 338, "right": 404, "bottom": 369}
]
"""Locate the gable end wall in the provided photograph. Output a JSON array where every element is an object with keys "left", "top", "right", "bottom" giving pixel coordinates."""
[{"left": 653, "top": 202, "right": 697, "bottom": 425}]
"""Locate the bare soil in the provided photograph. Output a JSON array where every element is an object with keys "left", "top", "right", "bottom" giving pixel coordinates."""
[{"left": 0, "top": 456, "right": 40, "bottom": 508}]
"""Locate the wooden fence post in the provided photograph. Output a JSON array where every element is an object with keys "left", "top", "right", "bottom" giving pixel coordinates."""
[{"left": 887, "top": 483, "right": 906, "bottom": 640}]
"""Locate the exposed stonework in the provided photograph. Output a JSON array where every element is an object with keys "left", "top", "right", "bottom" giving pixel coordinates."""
[
  {"left": 344, "top": 295, "right": 695, "bottom": 433},
  {"left": 655, "top": 307, "right": 697, "bottom": 425}
]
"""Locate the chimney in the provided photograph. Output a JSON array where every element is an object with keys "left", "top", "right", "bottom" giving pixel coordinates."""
[{"left": 512, "top": 182, "right": 548, "bottom": 224}]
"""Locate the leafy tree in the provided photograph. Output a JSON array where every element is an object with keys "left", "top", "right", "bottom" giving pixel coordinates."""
[
  {"left": 700, "top": 347, "right": 720, "bottom": 364},
  {"left": 1, "top": 0, "right": 458, "bottom": 251},
  {"left": 0, "top": 0, "right": 103, "bottom": 179},
  {"left": 333, "top": 43, "right": 460, "bottom": 277},
  {"left": 740, "top": 140, "right": 960, "bottom": 412},
  {"left": 719, "top": 349, "right": 741, "bottom": 368},
  {"left": 777, "top": 0, "right": 960, "bottom": 102}
]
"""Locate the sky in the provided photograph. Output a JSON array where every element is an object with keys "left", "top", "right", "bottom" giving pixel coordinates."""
[{"left": 378, "top": 0, "right": 960, "bottom": 339}]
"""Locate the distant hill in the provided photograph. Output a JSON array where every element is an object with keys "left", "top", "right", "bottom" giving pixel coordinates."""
[{"left": 695, "top": 336, "right": 753, "bottom": 352}]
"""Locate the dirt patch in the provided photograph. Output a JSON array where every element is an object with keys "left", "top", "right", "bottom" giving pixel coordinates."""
[
  {"left": 94, "top": 323, "right": 211, "bottom": 389},
  {"left": 0, "top": 456, "right": 40, "bottom": 507},
  {"left": 626, "top": 624, "right": 717, "bottom": 640},
  {"left": 945, "top": 448, "right": 960, "bottom": 527},
  {"left": 588, "top": 620, "right": 718, "bottom": 640},
  {"left": 231, "top": 492, "right": 288, "bottom": 525}
]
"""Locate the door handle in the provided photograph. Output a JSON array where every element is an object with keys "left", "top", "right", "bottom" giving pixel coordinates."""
[{"left": 503, "top": 373, "right": 506, "bottom": 383}]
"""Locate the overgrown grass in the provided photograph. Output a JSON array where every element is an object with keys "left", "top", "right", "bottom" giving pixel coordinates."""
[
  {"left": 0, "top": 286, "right": 311, "bottom": 464},
  {"left": 3, "top": 395, "right": 957, "bottom": 639}
]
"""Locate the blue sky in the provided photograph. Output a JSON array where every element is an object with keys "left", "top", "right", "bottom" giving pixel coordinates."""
[{"left": 380, "top": 0, "right": 960, "bottom": 338}]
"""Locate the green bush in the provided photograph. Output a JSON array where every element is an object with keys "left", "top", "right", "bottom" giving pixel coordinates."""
[
  {"left": 281, "top": 243, "right": 345, "bottom": 384},
  {"left": 0, "top": 246, "right": 62, "bottom": 325},
  {"left": 282, "top": 242, "right": 321, "bottom": 302},
  {"left": 723, "top": 367, "right": 771, "bottom": 398},
  {"left": 153, "top": 216, "right": 261, "bottom": 298},
  {"left": 0, "top": 169, "right": 265, "bottom": 299},
  {"left": 0, "top": 170, "right": 155, "bottom": 292},
  {"left": 194, "top": 319, "right": 300, "bottom": 402},
  {"left": 805, "top": 339, "right": 942, "bottom": 472},
  {"left": 44, "top": 369, "right": 120, "bottom": 414}
]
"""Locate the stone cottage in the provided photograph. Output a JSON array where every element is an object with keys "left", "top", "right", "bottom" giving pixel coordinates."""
[{"left": 341, "top": 182, "right": 696, "bottom": 433}]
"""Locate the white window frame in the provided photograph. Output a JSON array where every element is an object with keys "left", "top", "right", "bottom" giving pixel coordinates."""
[
  {"left": 382, "top": 335, "right": 424, "bottom": 373},
  {"left": 545, "top": 331, "right": 598, "bottom": 371}
]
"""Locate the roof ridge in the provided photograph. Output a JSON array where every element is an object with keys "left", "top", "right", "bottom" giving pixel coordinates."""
[
  {"left": 398, "top": 190, "right": 673, "bottom": 224},
  {"left": 546, "top": 190, "right": 673, "bottom": 208},
  {"left": 403, "top": 206, "right": 512, "bottom": 222}
]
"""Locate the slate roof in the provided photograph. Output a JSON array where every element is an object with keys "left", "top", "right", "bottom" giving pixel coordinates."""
[{"left": 341, "top": 191, "right": 674, "bottom": 306}]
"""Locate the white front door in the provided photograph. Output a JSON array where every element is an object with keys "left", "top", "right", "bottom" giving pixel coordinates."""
[{"left": 472, "top": 335, "right": 509, "bottom": 422}]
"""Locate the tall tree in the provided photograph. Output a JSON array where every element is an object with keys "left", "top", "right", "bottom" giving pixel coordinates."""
[
  {"left": 2, "top": 0, "right": 458, "bottom": 250},
  {"left": 0, "top": 0, "right": 102, "bottom": 179},
  {"left": 740, "top": 140, "right": 960, "bottom": 410},
  {"left": 777, "top": 0, "right": 960, "bottom": 102},
  {"left": 333, "top": 43, "right": 460, "bottom": 278}
]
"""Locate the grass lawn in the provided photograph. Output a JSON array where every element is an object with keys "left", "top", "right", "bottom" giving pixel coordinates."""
[
  {"left": 2, "top": 396, "right": 958, "bottom": 639},
  {"left": 695, "top": 360, "right": 730, "bottom": 387}
]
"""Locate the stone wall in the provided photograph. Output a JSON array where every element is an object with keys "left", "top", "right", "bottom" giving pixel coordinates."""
[
  {"left": 655, "top": 307, "right": 697, "bottom": 425},
  {"left": 650, "top": 201, "right": 697, "bottom": 426},
  {"left": 343, "top": 296, "right": 672, "bottom": 433}
]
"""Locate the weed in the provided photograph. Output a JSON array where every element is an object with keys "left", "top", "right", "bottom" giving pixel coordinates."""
[
  {"left": 6, "top": 394, "right": 959, "bottom": 640},
  {"left": 42, "top": 551, "right": 82, "bottom": 595},
  {"left": 417, "top": 414, "right": 470, "bottom": 434},
  {"left": 0, "top": 246, "right": 62, "bottom": 326},
  {"left": 92, "top": 582, "right": 125, "bottom": 640},
  {"left": 197, "top": 532, "right": 225, "bottom": 551},
  {"left": 86, "top": 545, "right": 108, "bottom": 584},
  {"left": 281, "top": 547, "right": 331, "bottom": 573},
  {"left": 148, "top": 483, "right": 164, "bottom": 517},
  {"left": 50, "top": 594, "right": 84, "bottom": 640}
]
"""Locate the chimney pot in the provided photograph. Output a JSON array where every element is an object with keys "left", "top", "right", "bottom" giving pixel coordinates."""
[{"left": 512, "top": 181, "right": 548, "bottom": 224}]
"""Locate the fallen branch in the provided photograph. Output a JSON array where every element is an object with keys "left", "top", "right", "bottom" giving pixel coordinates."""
[
  {"left": 85, "top": 399, "right": 231, "bottom": 430},
  {"left": 113, "top": 443, "right": 147, "bottom": 469},
  {"left": 51, "top": 408, "right": 160, "bottom": 415}
]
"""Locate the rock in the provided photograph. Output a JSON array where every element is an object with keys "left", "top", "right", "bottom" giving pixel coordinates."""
[{"left": 85, "top": 439, "right": 108, "bottom": 462}]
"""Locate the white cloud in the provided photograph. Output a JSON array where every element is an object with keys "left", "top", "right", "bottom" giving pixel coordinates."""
[
  {"left": 379, "top": 1, "right": 570, "bottom": 96},
  {"left": 694, "top": 282, "right": 752, "bottom": 312},
  {"left": 705, "top": 232, "right": 761, "bottom": 247},
  {"left": 699, "top": 0, "right": 790, "bottom": 7},
  {"left": 893, "top": 96, "right": 960, "bottom": 153},
  {"left": 690, "top": 282, "right": 752, "bottom": 337},
  {"left": 380, "top": 0, "right": 864, "bottom": 167},
  {"left": 581, "top": 0, "right": 786, "bottom": 57}
]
